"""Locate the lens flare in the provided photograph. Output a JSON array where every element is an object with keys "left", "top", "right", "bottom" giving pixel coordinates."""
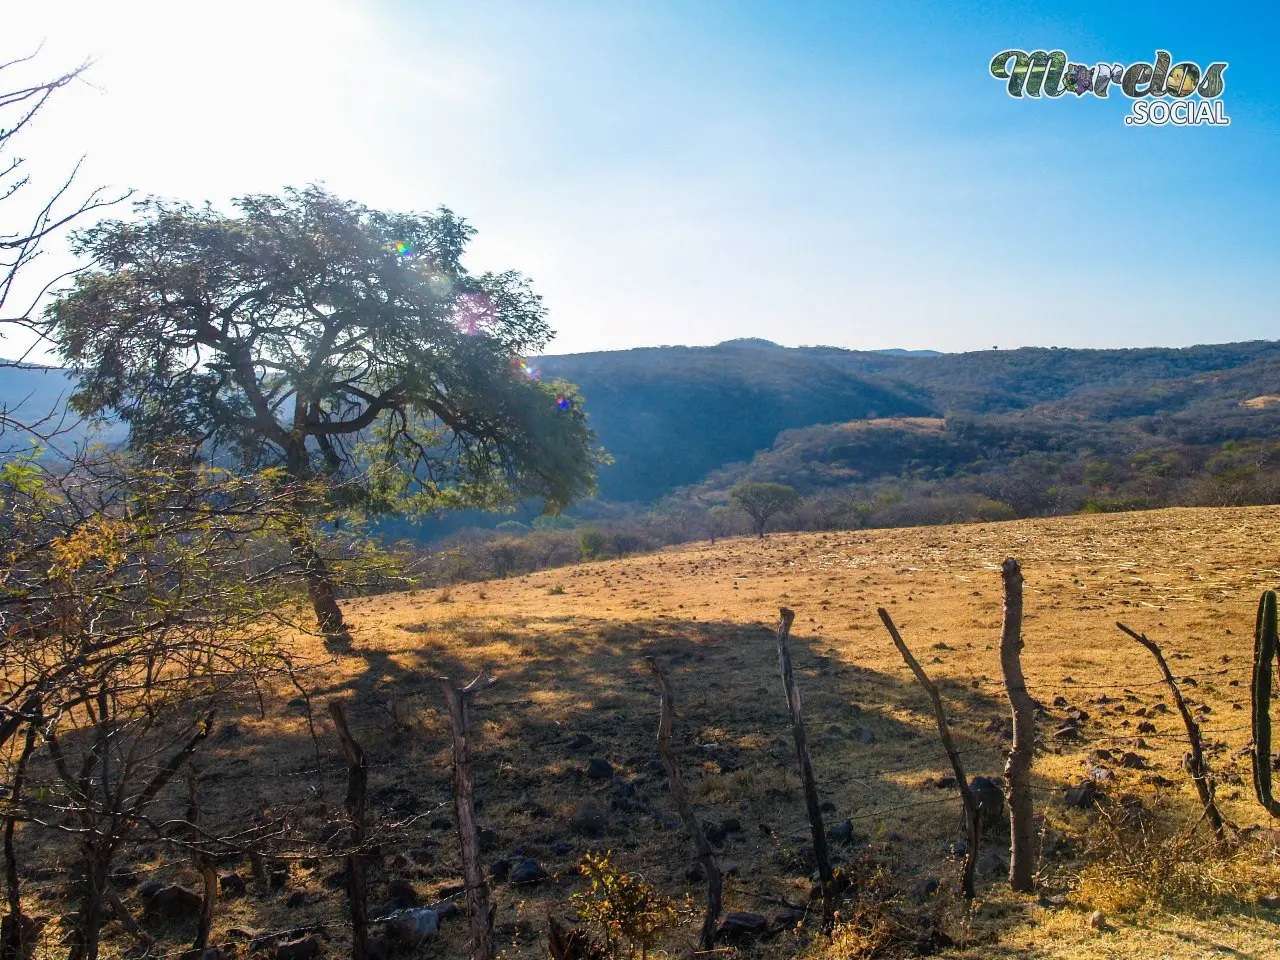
[
  {"left": 511, "top": 357, "right": 540, "bottom": 380},
  {"left": 556, "top": 396, "right": 571, "bottom": 410},
  {"left": 393, "top": 240, "right": 415, "bottom": 258}
]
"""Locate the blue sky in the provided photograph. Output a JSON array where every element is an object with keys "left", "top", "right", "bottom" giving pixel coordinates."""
[{"left": 4, "top": 1, "right": 1277, "bottom": 356}]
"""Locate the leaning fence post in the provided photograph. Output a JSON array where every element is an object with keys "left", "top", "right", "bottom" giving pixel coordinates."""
[
  {"left": 999, "top": 558, "right": 1036, "bottom": 892},
  {"left": 643, "top": 657, "right": 723, "bottom": 949},
  {"left": 878, "top": 607, "right": 980, "bottom": 899},
  {"left": 329, "top": 702, "right": 369, "bottom": 960},
  {"left": 1116, "top": 623, "right": 1226, "bottom": 842},
  {"left": 776, "top": 608, "right": 836, "bottom": 931},
  {"left": 440, "top": 672, "right": 499, "bottom": 960}
]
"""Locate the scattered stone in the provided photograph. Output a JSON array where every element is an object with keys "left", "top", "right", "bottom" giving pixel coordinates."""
[
  {"left": 285, "top": 891, "right": 308, "bottom": 909},
  {"left": 828, "top": 819, "right": 855, "bottom": 845},
  {"left": 141, "top": 884, "right": 203, "bottom": 921},
  {"left": 970, "top": 777, "right": 1005, "bottom": 832},
  {"left": 388, "top": 878, "right": 418, "bottom": 906},
  {"left": 908, "top": 876, "right": 940, "bottom": 901},
  {"left": 977, "top": 851, "right": 1006, "bottom": 876},
  {"left": 1065, "top": 782, "right": 1100, "bottom": 808},
  {"left": 1092, "top": 748, "right": 1114, "bottom": 761},
  {"left": 570, "top": 799, "right": 608, "bottom": 837},
  {"left": 715, "top": 912, "right": 770, "bottom": 944},
  {"left": 1119, "top": 752, "right": 1147, "bottom": 770},
  {"left": 551, "top": 841, "right": 573, "bottom": 855},
  {"left": 683, "top": 862, "right": 705, "bottom": 883},
  {"left": 1067, "top": 708, "right": 1090, "bottom": 723},
  {"left": 928, "top": 775, "right": 957, "bottom": 790},
  {"left": 1088, "top": 765, "right": 1114, "bottom": 783},
  {"left": 508, "top": 859, "right": 549, "bottom": 886},
  {"left": 643, "top": 759, "right": 664, "bottom": 775},
  {"left": 1140, "top": 774, "right": 1176, "bottom": 789},
  {"left": 1052, "top": 696, "right": 1069, "bottom": 708},
  {"left": 1137, "top": 721, "right": 1157, "bottom": 734},
  {"left": 274, "top": 935, "right": 323, "bottom": 960},
  {"left": 585, "top": 758, "right": 614, "bottom": 780},
  {"left": 381, "top": 907, "right": 439, "bottom": 944},
  {"left": 488, "top": 860, "right": 511, "bottom": 883},
  {"left": 859, "top": 728, "right": 875, "bottom": 745},
  {"left": 268, "top": 866, "right": 290, "bottom": 889},
  {"left": 477, "top": 828, "right": 499, "bottom": 852},
  {"left": 567, "top": 733, "right": 594, "bottom": 750},
  {"left": 219, "top": 872, "right": 246, "bottom": 898},
  {"left": 1259, "top": 894, "right": 1280, "bottom": 909},
  {"left": 1088, "top": 910, "right": 1107, "bottom": 930},
  {"left": 1038, "top": 893, "right": 1069, "bottom": 909},
  {"left": 1053, "top": 725, "right": 1082, "bottom": 742}
]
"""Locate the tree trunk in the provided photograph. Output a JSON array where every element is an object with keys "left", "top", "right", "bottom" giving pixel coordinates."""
[
  {"left": 1, "top": 722, "right": 37, "bottom": 960},
  {"left": 67, "top": 844, "right": 109, "bottom": 960},
  {"left": 289, "top": 531, "right": 348, "bottom": 641},
  {"left": 999, "top": 558, "right": 1036, "bottom": 892}
]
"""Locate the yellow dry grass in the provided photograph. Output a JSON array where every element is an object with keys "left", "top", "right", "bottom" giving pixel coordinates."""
[{"left": 24, "top": 505, "right": 1280, "bottom": 959}]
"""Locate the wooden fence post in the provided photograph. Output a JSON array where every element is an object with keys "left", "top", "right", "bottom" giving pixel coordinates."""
[
  {"left": 776, "top": 608, "right": 836, "bottom": 931},
  {"left": 440, "top": 672, "right": 499, "bottom": 960},
  {"left": 1116, "top": 623, "right": 1226, "bottom": 842},
  {"left": 643, "top": 657, "right": 723, "bottom": 949},
  {"left": 999, "top": 558, "right": 1036, "bottom": 892},
  {"left": 877, "top": 608, "right": 980, "bottom": 899},
  {"left": 329, "top": 702, "right": 369, "bottom": 960}
]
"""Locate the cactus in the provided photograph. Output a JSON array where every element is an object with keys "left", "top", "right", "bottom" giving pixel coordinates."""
[{"left": 1251, "top": 589, "right": 1280, "bottom": 815}]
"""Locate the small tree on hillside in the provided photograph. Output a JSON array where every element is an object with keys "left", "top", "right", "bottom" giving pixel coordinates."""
[
  {"left": 46, "top": 187, "right": 601, "bottom": 639},
  {"left": 730, "top": 481, "right": 799, "bottom": 538}
]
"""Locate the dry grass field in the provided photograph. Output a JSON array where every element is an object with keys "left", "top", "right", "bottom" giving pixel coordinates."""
[{"left": 25, "top": 505, "right": 1280, "bottom": 960}]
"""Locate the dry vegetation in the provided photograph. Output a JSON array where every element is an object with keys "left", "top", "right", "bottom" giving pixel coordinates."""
[{"left": 15, "top": 505, "right": 1280, "bottom": 959}]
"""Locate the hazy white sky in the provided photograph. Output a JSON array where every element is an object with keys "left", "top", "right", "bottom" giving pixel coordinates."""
[{"left": 3, "top": 1, "right": 1277, "bottom": 358}]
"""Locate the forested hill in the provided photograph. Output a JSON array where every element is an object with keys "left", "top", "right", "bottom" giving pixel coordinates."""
[
  {"left": 538, "top": 338, "right": 1280, "bottom": 503},
  {"left": 537, "top": 341, "right": 932, "bottom": 502}
]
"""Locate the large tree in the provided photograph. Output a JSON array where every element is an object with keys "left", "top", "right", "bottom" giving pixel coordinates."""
[
  {"left": 730, "top": 481, "right": 799, "bottom": 538},
  {"left": 47, "top": 187, "right": 601, "bottom": 636}
]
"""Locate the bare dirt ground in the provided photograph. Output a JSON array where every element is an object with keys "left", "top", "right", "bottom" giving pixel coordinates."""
[{"left": 27, "top": 505, "right": 1280, "bottom": 959}]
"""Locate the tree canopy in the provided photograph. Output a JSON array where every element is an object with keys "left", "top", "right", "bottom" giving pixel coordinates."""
[
  {"left": 730, "top": 480, "right": 799, "bottom": 537},
  {"left": 48, "top": 186, "right": 601, "bottom": 515}
]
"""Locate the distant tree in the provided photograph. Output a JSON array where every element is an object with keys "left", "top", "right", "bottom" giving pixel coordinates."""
[
  {"left": 579, "top": 528, "right": 610, "bottom": 561},
  {"left": 730, "top": 481, "right": 799, "bottom": 538},
  {"left": 47, "top": 187, "right": 601, "bottom": 638}
]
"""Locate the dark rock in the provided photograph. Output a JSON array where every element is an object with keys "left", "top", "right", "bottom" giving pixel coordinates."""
[
  {"left": 567, "top": 733, "right": 594, "bottom": 750},
  {"left": 488, "top": 860, "right": 511, "bottom": 883},
  {"left": 683, "top": 862, "right": 705, "bottom": 883},
  {"left": 551, "top": 842, "right": 573, "bottom": 855},
  {"left": 909, "top": 876, "right": 940, "bottom": 901},
  {"left": 772, "top": 908, "right": 806, "bottom": 929},
  {"left": 703, "top": 821, "right": 728, "bottom": 846},
  {"left": 585, "top": 758, "right": 613, "bottom": 780},
  {"left": 721, "top": 817, "right": 742, "bottom": 834},
  {"left": 970, "top": 777, "right": 1005, "bottom": 832},
  {"left": 388, "top": 877, "right": 418, "bottom": 906},
  {"left": 220, "top": 873, "right": 246, "bottom": 898},
  {"left": 274, "top": 935, "right": 323, "bottom": 960},
  {"left": 1137, "top": 721, "right": 1157, "bottom": 734},
  {"left": 715, "top": 912, "right": 770, "bottom": 944},
  {"left": 828, "top": 819, "right": 855, "bottom": 845},
  {"left": 1088, "top": 766, "right": 1114, "bottom": 783},
  {"left": 1037, "top": 892, "right": 1069, "bottom": 909},
  {"left": 1119, "top": 752, "right": 1147, "bottom": 769},
  {"left": 977, "top": 851, "right": 1006, "bottom": 876},
  {"left": 1052, "top": 696, "right": 1069, "bottom": 708},
  {"left": 381, "top": 907, "right": 439, "bottom": 943},
  {"left": 1065, "top": 781, "right": 1100, "bottom": 808},
  {"left": 1067, "top": 708, "right": 1090, "bottom": 723},
  {"left": 508, "top": 859, "right": 548, "bottom": 886},
  {"left": 1053, "top": 725, "right": 1081, "bottom": 742},
  {"left": 141, "top": 884, "right": 203, "bottom": 920},
  {"left": 137, "top": 879, "right": 166, "bottom": 902},
  {"left": 1259, "top": 894, "right": 1280, "bottom": 909},
  {"left": 570, "top": 799, "right": 607, "bottom": 836},
  {"left": 268, "top": 866, "right": 290, "bottom": 889},
  {"left": 429, "top": 817, "right": 452, "bottom": 830},
  {"left": 477, "top": 828, "right": 499, "bottom": 852},
  {"left": 285, "top": 891, "right": 308, "bottom": 909},
  {"left": 859, "top": 728, "right": 875, "bottom": 745}
]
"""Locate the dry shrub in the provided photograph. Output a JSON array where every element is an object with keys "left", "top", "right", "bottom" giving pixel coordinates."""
[
  {"left": 1072, "top": 806, "right": 1267, "bottom": 916},
  {"left": 804, "top": 855, "right": 955, "bottom": 959}
]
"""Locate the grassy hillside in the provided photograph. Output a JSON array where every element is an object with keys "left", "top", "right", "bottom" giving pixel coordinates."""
[
  {"left": 28, "top": 505, "right": 1278, "bottom": 959},
  {"left": 538, "top": 342, "right": 932, "bottom": 502}
]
